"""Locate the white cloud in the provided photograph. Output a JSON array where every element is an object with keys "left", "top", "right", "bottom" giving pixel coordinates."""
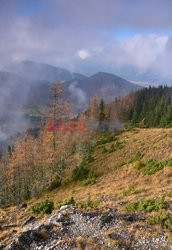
[
  {"left": 77, "top": 34, "right": 169, "bottom": 74},
  {"left": 1, "top": 0, "right": 172, "bottom": 80},
  {"left": 120, "top": 34, "right": 169, "bottom": 70},
  {"left": 68, "top": 81, "right": 87, "bottom": 105},
  {"left": 77, "top": 49, "right": 90, "bottom": 60}
]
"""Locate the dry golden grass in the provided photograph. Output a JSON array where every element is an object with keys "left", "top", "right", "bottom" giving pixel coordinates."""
[
  {"left": 37, "top": 128, "right": 172, "bottom": 211},
  {"left": 0, "top": 128, "right": 172, "bottom": 244},
  {"left": 8, "top": 129, "right": 172, "bottom": 207}
]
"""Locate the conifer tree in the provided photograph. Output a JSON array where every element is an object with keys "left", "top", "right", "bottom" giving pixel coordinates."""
[{"left": 99, "top": 99, "right": 106, "bottom": 121}]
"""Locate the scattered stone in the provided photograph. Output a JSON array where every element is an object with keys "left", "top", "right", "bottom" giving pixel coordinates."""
[
  {"left": 60, "top": 226, "right": 68, "bottom": 234},
  {"left": 60, "top": 205, "right": 71, "bottom": 211},
  {"left": 2, "top": 206, "right": 172, "bottom": 250},
  {"left": 18, "top": 203, "right": 27, "bottom": 209},
  {"left": 124, "top": 215, "right": 136, "bottom": 222},
  {"left": 101, "top": 213, "right": 114, "bottom": 226},
  {"left": 23, "top": 216, "right": 36, "bottom": 226},
  {"left": 48, "top": 213, "right": 65, "bottom": 226}
]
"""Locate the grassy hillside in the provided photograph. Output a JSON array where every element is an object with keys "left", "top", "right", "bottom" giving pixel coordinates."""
[{"left": 0, "top": 128, "right": 172, "bottom": 247}]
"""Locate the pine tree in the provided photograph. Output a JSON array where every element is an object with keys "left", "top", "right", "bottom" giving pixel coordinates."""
[{"left": 99, "top": 99, "right": 106, "bottom": 121}]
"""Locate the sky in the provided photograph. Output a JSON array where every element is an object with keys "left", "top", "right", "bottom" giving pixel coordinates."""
[{"left": 1, "top": 0, "right": 172, "bottom": 79}]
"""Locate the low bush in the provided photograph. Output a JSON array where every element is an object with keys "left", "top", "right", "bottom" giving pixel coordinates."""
[
  {"left": 96, "top": 132, "right": 116, "bottom": 145},
  {"left": 79, "top": 141, "right": 96, "bottom": 155},
  {"left": 135, "top": 159, "right": 164, "bottom": 175},
  {"left": 125, "top": 197, "right": 167, "bottom": 213},
  {"left": 23, "top": 187, "right": 31, "bottom": 201},
  {"left": 101, "top": 140, "right": 125, "bottom": 154},
  {"left": 57, "top": 197, "right": 76, "bottom": 208},
  {"left": 83, "top": 152, "right": 94, "bottom": 163},
  {"left": 83, "top": 177, "right": 96, "bottom": 186},
  {"left": 162, "top": 158, "right": 172, "bottom": 167},
  {"left": 77, "top": 199, "right": 100, "bottom": 209},
  {"left": 72, "top": 165, "right": 90, "bottom": 181},
  {"left": 31, "top": 199, "right": 54, "bottom": 215},
  {"left": 128, "top": 152, "right": 143, "bottom": 164},
  {"left": 147, "top": 212, "right": 172, "bottom": 230},
  {"left": 48, "top": 178, "right": 61, "bottom": 191},
  {"left": 79, "top": 141, "right": 95, "bottom": 164},
  {"left": 101, "top": 146, "right": 108, "bottom": 154},
  {"left": 57, "top": 197, "right": 100, "bottom": 210},
  {"left": 107, "top": 143, "right": 116, "bottom": 153},
  {"left": 113, "top": 140, "right": 125, "bottom": 150},
  {"left": 72, "top": 163, "right": 97, "bottom": 183},
  {"left": 135, "top": 157, "right": 172, "bottom": 175},
  {"left": 125, "top": 122, "right": 135, "bottom": 131}
]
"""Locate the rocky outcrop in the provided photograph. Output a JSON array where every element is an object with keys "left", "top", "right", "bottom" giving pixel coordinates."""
[{"left": 1, "top": 205, "right": 172, "bottom": 250}]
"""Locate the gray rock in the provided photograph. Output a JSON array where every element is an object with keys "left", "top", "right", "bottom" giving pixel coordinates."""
[
  {"left": 48, "top": 213, "right": 65, "bottom": 226},
  {"left": 60, "top": 226, "right": 68, "bottom": 234},
  {"left": 2, "top": 208, "right": 172, "bottom": 250},
  {"left": 101, "top": 213, "right": 114, "bottom": 226},
  {"left": 18, "top": 203, "right": 27, "bottom": 209},
  {"left": 22, "top": 216, "right": 36, "bottom": 226},
  {"left": 59, "top": 205, "right": 71, "bottom": 211}
]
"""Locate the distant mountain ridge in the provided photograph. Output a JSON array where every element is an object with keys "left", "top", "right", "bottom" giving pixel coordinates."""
[
  {"left": 0, "top": 61, "right": 141, "bottom": 110},
  {"left": 0, "top": 61, "right": 142, "bottom": 142},
  {"left": 8, "top": 60, "right": 87, "bottom": 82},
  {"left": 78, "top": 71, "right": 140, "bottom": 96},
  {"left": 65, "top": 71, "right": 141, "bottom": 109}
]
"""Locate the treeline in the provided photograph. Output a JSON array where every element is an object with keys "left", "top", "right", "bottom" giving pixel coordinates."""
[
  {"left": 1, "top": 83, "right": 172, "bottom": 207},
  {"left": 98, "top": 85, "right": 172, "bottom": 128},
  {"left": 0, "top": 87, "right": 122, "bottom": 207},
  {"left": 0, "top": 83, "right": 102, "bottom": 207},
  {"left": 127, "top": 86, "right": 172, "bottom": 128}
]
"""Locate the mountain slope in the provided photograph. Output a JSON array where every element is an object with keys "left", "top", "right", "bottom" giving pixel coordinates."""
[
  {"left": 9, "top": 60, "right": 87, "bottom": 82},
  {"left": 0, "top": 128, "right": 172, "bottom": 249},
  {"left": 66, "top": 72, "right": 141, "bottom": 102},
  {"left": 1, "top": 63, "right": 141, "bottom": 110},
  {"left": 0, "top": 63, "right": 142, "bottom": 142}
]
